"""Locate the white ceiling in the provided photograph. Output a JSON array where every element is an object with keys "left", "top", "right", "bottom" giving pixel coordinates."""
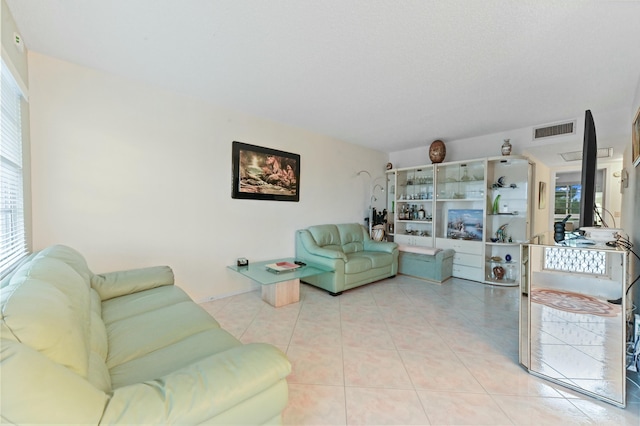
[{"left": 6, "top": 0, "right": 640, "bottom": 166}]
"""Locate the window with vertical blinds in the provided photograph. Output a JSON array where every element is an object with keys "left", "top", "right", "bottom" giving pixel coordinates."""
[{"left": 1, "top": 59, "right": 27, "bottom": 276}]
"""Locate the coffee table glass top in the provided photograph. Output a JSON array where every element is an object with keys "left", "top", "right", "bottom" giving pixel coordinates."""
[{"left": 227, "top": 258, "right": 331, "bottom": 285}]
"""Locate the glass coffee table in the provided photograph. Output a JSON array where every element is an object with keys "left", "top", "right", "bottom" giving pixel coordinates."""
[{"left": 228, "top": 258, "right": 331, "bottom": 307}]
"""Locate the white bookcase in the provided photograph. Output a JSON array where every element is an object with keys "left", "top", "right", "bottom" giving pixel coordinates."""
[{"left": 386, "top": 155, "right": 533, "bottom": 286}]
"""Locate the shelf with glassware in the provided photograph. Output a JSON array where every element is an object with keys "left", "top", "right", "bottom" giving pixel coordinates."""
[
  {"left": 392, "top": 165, "right": 435, "bottom": 247},
  {"left": 484, "top": 156, "right": 533, "bottom": 286},
  {"left": 433, "top": 159, "right": 486, "bottom": 282},
  {"left": 385, "top": 171, "right": 396, "bottom": 242},
  {"left": 434, "top": 159, "right": 486, "bottom": 240}
]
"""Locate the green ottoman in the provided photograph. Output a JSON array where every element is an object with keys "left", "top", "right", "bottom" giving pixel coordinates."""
[{"left": 398, "top": 245, "right": 454, "bottom": 283}]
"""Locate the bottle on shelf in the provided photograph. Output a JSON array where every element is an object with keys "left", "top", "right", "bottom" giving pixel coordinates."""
[
  {"left": 461, "top": 165, "right": 470, "bottom": 181},
  {"left": 418, "top": 205, "right": 425, "bottom": 220}
]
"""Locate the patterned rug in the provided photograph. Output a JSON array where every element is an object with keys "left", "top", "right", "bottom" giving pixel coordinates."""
[{"left": 531, "top": 288, "right": 621, "bottom": 317}]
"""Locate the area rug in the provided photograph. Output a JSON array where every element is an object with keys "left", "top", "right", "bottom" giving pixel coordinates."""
[{"left": 530, "top": 288, "right": 620, "bottom": 317}]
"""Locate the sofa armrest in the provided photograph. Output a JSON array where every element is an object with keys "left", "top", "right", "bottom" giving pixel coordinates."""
[
  {"left": 100, "top": 343, "right": 291, "bottom": 425},
  {"left": 91, "top": 265, "right": 174, "bottom": 301},
  {"left": 0, "top": 340, "right": 107, "bottom": 425},
  {"left": 363, "top": 239, "right": 398, "bottom": 254}
]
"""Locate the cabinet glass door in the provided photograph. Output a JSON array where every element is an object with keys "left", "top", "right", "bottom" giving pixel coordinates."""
[
  {"left": 434, "top": 160, "right": 486, "bottom": 240},
  {"left": 485, "top": 157, "right": 531, "bottom": 285},
  {"left": 395, "top": 166, "right": 434, "bottom": 246}
]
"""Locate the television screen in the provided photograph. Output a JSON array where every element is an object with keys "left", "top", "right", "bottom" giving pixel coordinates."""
[{"left": 579, "top": 110, "right": 597, "bottom": 229}]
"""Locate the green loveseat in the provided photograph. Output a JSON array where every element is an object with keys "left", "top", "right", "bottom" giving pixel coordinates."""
[
  {"left": 295, "top": 223, "right": 398, "bottom": 295},
  {"left": 0, "top": 245, "right": 291, "bottom": 425}
]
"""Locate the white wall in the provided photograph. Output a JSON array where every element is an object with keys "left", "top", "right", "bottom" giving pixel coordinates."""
[
  {"left": 28, "top": 52, "right": 388, "bottom": 301},
  {"left": 524, "top": 153, "right": 551, "bottom": 239},
  {"left": 623, "top": 74, "right": 640, "bottom": 311},
  {"left": 389, "top": 129, "right": 531, "bottom": 169},
  {"left": 1, "top": 0, "right": 27, "bottom": 90}
]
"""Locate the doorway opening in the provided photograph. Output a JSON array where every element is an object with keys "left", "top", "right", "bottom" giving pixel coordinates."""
[{"left": 554, "top": 169, "right": 606, "bottom": 231}]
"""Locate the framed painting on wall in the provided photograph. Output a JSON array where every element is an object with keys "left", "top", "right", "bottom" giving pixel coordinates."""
[
  {"left": 633, "top": 107, "right": 640, "bottom": 167},
  {"left": 538, "top": 181, "right": 546, "bottom": 210},
  {"left": 231, "top": 141, "right": 300, "bottom": 201}
]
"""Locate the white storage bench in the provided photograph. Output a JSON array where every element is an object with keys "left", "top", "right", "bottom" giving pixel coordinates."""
[{"left": 397, "top": 245, "right": 454, "bottom": 283}]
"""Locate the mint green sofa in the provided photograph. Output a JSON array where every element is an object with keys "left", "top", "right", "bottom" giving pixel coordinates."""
[
  {"left": 295, "top": 223, "right": 398, "bottom": 295},
  {"left": 0, "top": 245, "right": 291, "bottom": 425}
]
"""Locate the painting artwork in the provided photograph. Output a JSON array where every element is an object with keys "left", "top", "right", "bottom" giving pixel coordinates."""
[
  {"left": 633, "top": 107, "right": 640, "bottom": 167},
  {"left": 538, "top": 181, "right": 546, "bottom": 209},
  {"left": 231, "top": 141, "right": 300, "bottom": 201},
  {"left": 447, "top": 209, "right": 483, "bottom": 240}
]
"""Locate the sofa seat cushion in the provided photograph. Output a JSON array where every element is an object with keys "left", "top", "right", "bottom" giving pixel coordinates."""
[
  {"left": 346, "top": 251, "right": 394, "bottom": 273},
  {"left": 343, "top": 253, "right": 370, "bottom": 274},
  {"left": 361, "top": 251, "right": 394, "bottom": 268},
  {"left": 106, "top": 301, "right": 220, "bottom": 369},
  {"left": 110, "top": 328, "right": 241, "bottom": 388},
  {"left": 101, "top": 285, "right": 191, "bottom": 324}
]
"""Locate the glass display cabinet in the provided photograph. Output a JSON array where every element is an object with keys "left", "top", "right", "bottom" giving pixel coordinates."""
[
  {"left": 434, "top": 159, "right": 486, "bottom": 282},
  {"left": 484, "top": 156, "right": 532, "bottom": 285},
  {"left": 387, "top": 155, "right": 534, "bottom": 285},
  {"left": 385, "top": 170, "right": 396, "bottom": 241},
  {"left": 434, "top": 159, "right": 485, "bottom": 239},
  {"left": 394, "top": 165, "right": 434, "bottom": 246}
]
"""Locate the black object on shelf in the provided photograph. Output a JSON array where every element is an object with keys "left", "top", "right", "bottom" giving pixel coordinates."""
[{"left": 553, "top": 215, "right": 571, "bottom": 243}]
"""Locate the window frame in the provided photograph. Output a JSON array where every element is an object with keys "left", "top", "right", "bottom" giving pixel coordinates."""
[{"left": 1, "top": 58, "right": 28, "bottom": 278}]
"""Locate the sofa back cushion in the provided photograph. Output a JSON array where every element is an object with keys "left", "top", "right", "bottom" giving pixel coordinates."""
[
  {"left": 336, "top": 223, "right": 366, "bottom": 254},
  {"left": 307, "top": 224, "right": 343, "bottom": 251},
  {"left": 0, "top": 246, "right": 112, "bottom": 392},
  {"left": 35, "top": 245, "right": 94, "bottom": 286},
  {"left": 1, "top": 257, "right": 91, "bottom": 378}
]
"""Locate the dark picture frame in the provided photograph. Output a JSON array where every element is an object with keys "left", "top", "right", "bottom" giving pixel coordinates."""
[{"left": 231, "top": 141, "right": 300, "bottom": 202}]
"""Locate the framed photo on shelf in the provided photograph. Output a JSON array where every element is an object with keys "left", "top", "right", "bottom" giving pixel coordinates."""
[
  {"left": 447, "top": 209, "right": 483, "bottom": 241},
  {"left": 231, "top": 141, "right": 300, "bottom": 202},
  {"left": 633, "top": 107, "right": 640, "bottom": 167}
]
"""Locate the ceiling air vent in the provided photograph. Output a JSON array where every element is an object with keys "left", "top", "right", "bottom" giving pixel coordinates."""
[
  {"left": 559, "top": 147, "right": 613, "bottom": 162},
  {"left": 533, "top": 120, "right": 576, "bottom": 140}
]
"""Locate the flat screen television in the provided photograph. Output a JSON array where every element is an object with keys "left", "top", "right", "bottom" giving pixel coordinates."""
[{"left": 579, "top": 110, "right": 597, "bottom": 229}]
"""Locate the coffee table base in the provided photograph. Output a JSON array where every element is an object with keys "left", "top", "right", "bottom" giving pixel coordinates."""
[{"left": 261, "top": 278, "right": 300, "bottom": 307}]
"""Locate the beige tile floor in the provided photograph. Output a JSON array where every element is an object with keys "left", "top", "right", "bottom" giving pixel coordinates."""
[{"left": 201, "top": 275, "right": 640, "bottom": 425}]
